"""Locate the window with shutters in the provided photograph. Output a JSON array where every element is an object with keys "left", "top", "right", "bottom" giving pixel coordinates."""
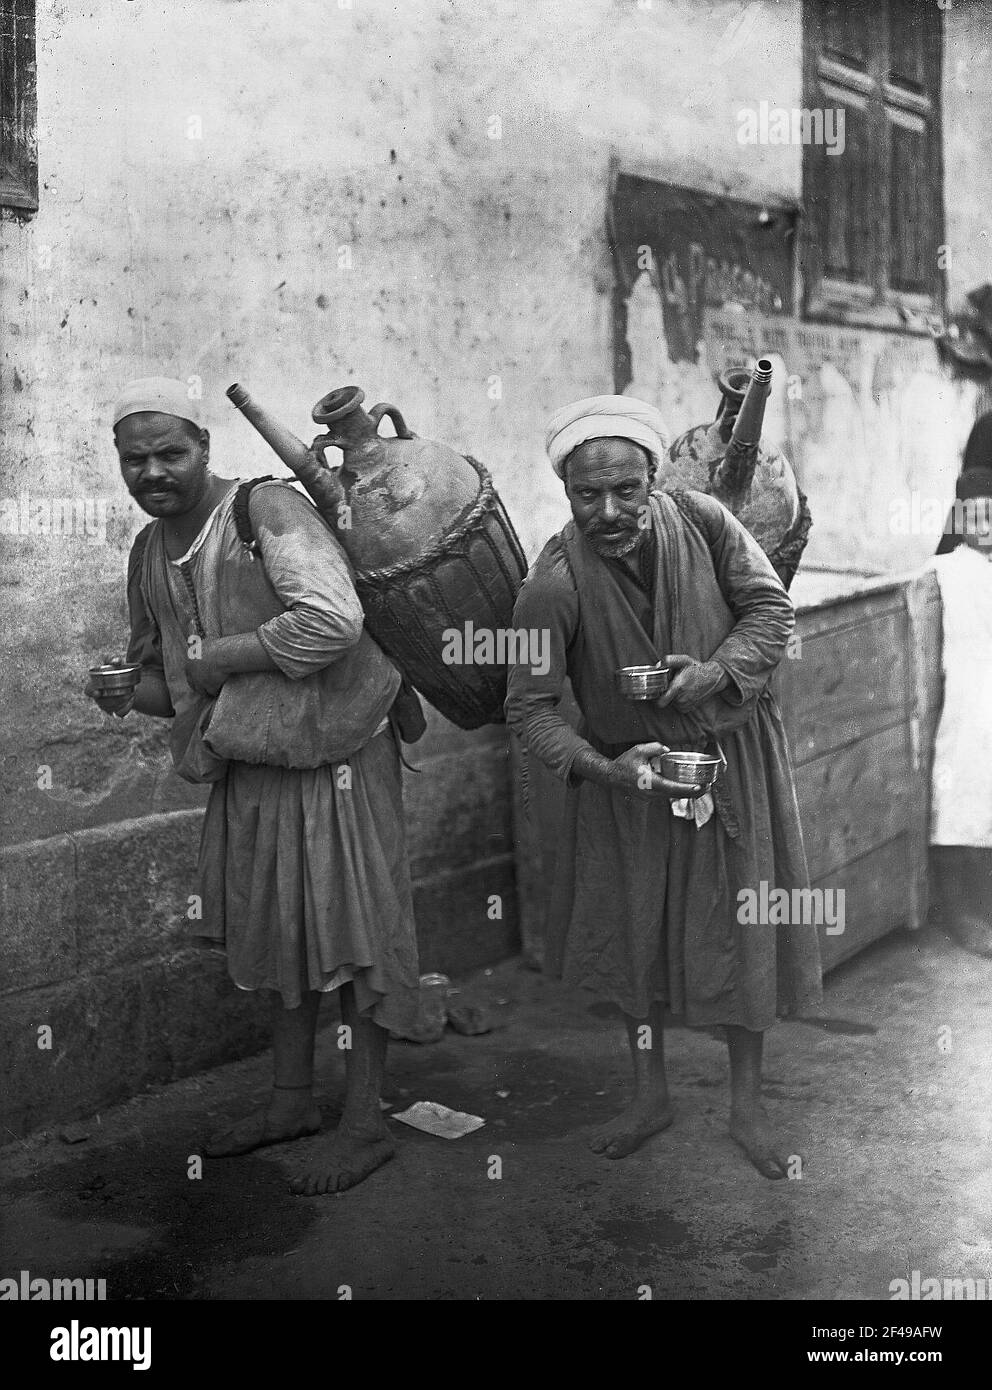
[
  {"left": 801, "top": 0, "right": 944, "bottom": 330},
  {"left": 0, "top": 0, "right": 37, "bottom": 213}
]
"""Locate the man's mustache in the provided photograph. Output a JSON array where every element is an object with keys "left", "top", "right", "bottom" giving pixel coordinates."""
[{"left": 587, "top": 519, "right": 637, "bottom": 536}]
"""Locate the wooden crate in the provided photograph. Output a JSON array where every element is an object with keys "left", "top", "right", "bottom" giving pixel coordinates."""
[{"left": 777, "top": 569, "right": 941, "bottom": 971}]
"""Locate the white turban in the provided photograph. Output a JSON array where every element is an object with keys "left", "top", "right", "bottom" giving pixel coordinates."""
[
  {"left": 112, "top": 376, "right": 202, "bottom": 430},
  {"left": 545, "top": 394, "right": 670, "bottom": 479}
]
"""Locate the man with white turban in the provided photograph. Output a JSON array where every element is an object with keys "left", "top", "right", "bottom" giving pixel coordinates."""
[
  {"left": 84, "top": 377, "right": 421, "bottom": 1194},
  {"left": 507, "top": 395, "right": 821, "bottom": 1179},
  {"left": 545, "top": 394, "right": 670, "bottom": 479}
]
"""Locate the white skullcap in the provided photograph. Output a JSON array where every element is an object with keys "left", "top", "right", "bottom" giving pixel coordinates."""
[
  {"left": 545, "top": 394, "right": 670, "bottom": 479},
  {"left": 112, "top": 377, "right": 202, "bottom": 430}
]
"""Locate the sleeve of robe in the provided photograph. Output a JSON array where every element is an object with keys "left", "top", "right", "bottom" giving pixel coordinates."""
[
  {"left": 248, "top": 484, "right": 367, "bottom": 679},
  {"left": 505, "top": 539, "right": 591, "bottom": 785},
  {"left": 686, "top": 492, "right": 796, "bottom": 708}
]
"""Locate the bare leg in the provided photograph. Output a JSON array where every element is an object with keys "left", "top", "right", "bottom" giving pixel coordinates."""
[
  {"left": 205, "top": 992, "right": 322, "bottom": 1157},
  {"left": 588, "top": 1002, "right": 674, "bottom": 1159},
  {"left": 726, "top": 1025, "right": 792, "bottom": 1179},
  {"left": 290, "top": 982, "right": 394, "bottom": 1195}
]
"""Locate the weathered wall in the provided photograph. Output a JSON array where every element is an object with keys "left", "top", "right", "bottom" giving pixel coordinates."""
[
  {"left": 942, "top": 1, "right": 992, "bottom": 315},
  {"left": 0, "top": 0, "right": 818, "bottom": 842},
  {"left": 2, "top": 0, "right": 990, "bottom": 1129}
]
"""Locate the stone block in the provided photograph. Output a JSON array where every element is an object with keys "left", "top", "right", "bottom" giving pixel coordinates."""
[
  {"left": 0, "top": 834, "right": 78, "bottom": 992},
  {"left": 413, "top": 856, "right": 519, "bottom": 977},
  {"left": 0, "top": 951, "right": 272, "bottom": 1138},
  {"left": 0, "top": 963, "right": 165, "bottom": 1137},
  {"left": 404, "top": 745, "right": 513, "bottom": 880},
  {"left": 73, "top": 809, "right": 204, "bottom": 970},
  {"left": 144, "top": 949, "right": 270, "bottom": 1080},
  {"left": 0, "top": 714, "right": 208, "bottom": 849}
]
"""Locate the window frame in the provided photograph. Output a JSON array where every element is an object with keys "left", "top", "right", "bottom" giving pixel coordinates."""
[
  {"left": 0, "top": 0, "right": 38, "bottom": 215},
  {"left": 800, "top": 0, "right": 945, "bottom": 333}
]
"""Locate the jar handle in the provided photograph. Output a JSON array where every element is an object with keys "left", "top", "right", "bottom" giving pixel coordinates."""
[{"left": 368, "top": 402, "right": 414, "bottom": 439}]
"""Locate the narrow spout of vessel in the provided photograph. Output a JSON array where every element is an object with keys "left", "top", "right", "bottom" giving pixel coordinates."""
[
  {"left": 715, "top": 357, "right": 772, "bottom": 496},
  {"left": 226, "top": 382, "right": 345, "bottom": 514}
]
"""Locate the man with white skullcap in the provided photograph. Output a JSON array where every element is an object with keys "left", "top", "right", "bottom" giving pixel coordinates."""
[
  {"left": 507, "top": 395, "right": 821, "bottom": 1179},
  {"left": 85, "top": 377, "right": 423, "bottom": 1194}
]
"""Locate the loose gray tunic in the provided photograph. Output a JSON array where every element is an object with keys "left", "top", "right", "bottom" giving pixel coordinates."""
[{"left": 506, "top": 489, "right": 822, "bottom": 1029}]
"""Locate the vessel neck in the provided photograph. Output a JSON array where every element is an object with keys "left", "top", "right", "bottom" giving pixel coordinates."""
[{"left": 325, "top": 410, "right": 379, "bottom": 451}]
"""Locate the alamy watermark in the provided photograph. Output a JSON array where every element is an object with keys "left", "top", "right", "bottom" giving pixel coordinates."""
[
  {"left": 738, "top": 100, "right": 845, "bottom": 156},
  {"left": 441, "top": 622, "right": 550, "bottom": 677},
  {"left": 890, "top": 1269, "right": 991, "bottom": 1300},
  {"left": 49, "top": 1320, "right": 151, "bottom": 1371},
  {"left": 737, "top": 881, "right": 845, "bottom": 935},
  {"left": 0, "top": 493, "right": 108, "bottom": 544},
  {"left": 889, "top": 492, "right": 992, "bottom": 543},
  {"left": 0, "top": 1268, "right": 107, "bottom": 1300}
]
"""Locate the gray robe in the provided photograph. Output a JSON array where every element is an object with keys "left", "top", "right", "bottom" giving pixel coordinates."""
[{"left": 506, "top": 489, "right": 822, "bottom": 1028}]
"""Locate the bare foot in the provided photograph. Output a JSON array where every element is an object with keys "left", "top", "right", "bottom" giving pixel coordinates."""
[
  {"left": 729, "top": 1106, "right": 794, "bottom": 1180},
  {"left": 290, "top": 1127, "right": 395, "bottom": 1196},
  {"left": 588, "top": 1095, "right": 674, "bottom": 1159},
  {"left": 205, "top": 1093, "right": 322, "bottom": 1158}
]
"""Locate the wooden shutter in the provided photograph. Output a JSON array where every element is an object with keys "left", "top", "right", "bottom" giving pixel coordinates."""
[
  {"left": 0, "top": 0, "right": 38, "bottom": 213},
  {"left": 802, "top": 0, "right": 943, "bottom": 329},
  {"left": 885, "top": 2, "right": 942, "bottom": 299}
]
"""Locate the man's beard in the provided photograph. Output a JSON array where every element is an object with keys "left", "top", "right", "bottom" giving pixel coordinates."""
[{"left": 585, "top": 524, "right": 642, "bottom": 558}]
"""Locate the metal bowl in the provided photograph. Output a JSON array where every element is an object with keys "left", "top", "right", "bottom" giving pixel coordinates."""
[
  {"left": 658, "top": 751, "right": 722, "bottom": 789},
  {"left": 89, "top": 662, "right": 142, "bottom": 694},
  {"left": 615, "top": 664, "right": 669, "bottom": 700}
]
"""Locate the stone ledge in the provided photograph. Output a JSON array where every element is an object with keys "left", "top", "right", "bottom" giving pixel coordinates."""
[{"left": 0, "top": 803, "right": 520, "bottom": 1135}]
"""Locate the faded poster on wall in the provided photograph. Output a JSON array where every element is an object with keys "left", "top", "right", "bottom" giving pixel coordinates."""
[{"left": 608, "top": 173, "right": 796, "bottom": 376}]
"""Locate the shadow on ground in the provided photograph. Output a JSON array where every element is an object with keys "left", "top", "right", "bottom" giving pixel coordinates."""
[{"left": 2, "top": 923, "right": 990, "bottom": 1300}]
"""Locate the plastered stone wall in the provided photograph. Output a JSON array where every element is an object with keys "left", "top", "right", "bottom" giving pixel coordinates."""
[
  {"left": 0, "top": 0, "right": 810, "bottom": 843},
  {"left": 2, "top": 0, "right": 990, "bottom": 1130}
]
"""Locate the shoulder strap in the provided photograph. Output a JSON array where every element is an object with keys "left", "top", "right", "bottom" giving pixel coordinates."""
[
  {"left": 128, "top": 521, "right": 161, "bottom": 623},
  {"left": 127, "top": 521, "right": 156, "bottom": 589},
  {"left": 233, "top": 475, "right": 276, "bottom": 554},
  {"left": 665, "top": 486, "right": 713, "bottom": 538}
]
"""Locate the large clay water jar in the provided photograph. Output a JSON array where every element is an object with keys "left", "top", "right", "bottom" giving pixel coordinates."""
[
  {"left": 663, "top": 361, "right": 812, "bottom": 589},
  {"left": 227, "top": 383, "right": 528, "bottom": 729}
]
